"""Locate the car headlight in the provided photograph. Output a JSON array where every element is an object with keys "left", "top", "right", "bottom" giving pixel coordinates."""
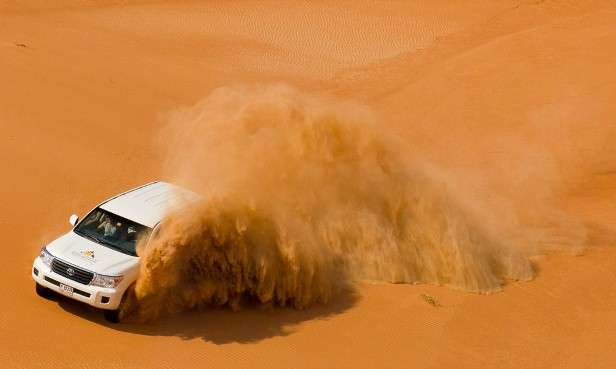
[
  {"left": 40, "top": 247, "right": 54, "bottom": 268},
  {"left": 90, "top": 274, "right": 123, "bottom": 288}
]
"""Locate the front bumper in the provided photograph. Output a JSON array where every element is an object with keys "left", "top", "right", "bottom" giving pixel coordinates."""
[{"left": 32, "top": 256, "right": 124, "bottom": 310}]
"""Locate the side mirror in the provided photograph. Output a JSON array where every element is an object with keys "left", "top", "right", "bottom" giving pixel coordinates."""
[{"left": 69, "top": 214, "right": 79, "bottom": 227}]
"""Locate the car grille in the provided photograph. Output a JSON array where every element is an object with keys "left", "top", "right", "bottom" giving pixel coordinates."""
[{"left": 51, "top": 258, "right": 94, "bottom": 285}]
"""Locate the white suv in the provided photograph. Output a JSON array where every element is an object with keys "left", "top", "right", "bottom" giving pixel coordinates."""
[{"left": 32, "top": 181, "right": 195, "bottom": 322}]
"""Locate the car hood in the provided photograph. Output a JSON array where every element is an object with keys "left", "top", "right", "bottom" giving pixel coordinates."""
[{"left": 45, "top": 231, "right": 139, "bottom": 276}]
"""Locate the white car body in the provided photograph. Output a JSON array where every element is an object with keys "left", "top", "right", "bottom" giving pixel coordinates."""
[{"left": 32, "top": 181, "right": 197, "bottom": 312}]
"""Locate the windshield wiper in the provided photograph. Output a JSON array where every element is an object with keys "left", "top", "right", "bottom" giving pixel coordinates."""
[
  {"left": 74, "top": 229, "right": 100, "bottom": 244},
  {"left": 76, "top": 230, "right": 115, "bottom": 248},
  {"left": 95, "top": 237, "right": 133, "bottom": 255},
  {"left": 93, "top": 236, "right": 121, "bottom": 250}
]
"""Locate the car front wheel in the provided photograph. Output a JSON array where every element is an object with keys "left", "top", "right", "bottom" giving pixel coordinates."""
[
  {"left": 35, "top": 282, "right": 53, "bottom": 299},
  {"left": 103, "top": 283, "right": 136, "bottom": 324},
  {"left": 104, "top": 309, "right": 120, "bottom": 323}
]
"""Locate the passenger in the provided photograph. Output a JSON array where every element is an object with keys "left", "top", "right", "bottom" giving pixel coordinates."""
[
  {"left": 98, "top": 218, "right": 120, "bottom": 238},
  {"left": 114, "top": 222, "right": 124, "bottom": 240}
]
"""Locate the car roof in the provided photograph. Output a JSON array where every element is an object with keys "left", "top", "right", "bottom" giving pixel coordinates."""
[{"left": 99, "top": 181, "right": 199, "bottom": 228}]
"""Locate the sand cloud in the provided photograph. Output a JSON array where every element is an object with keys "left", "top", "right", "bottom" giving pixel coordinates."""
[{"left": 122, "top": 85, "right": 534, "bottom": 321}]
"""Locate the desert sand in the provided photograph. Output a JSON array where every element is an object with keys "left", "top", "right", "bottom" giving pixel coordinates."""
[{"left": 1, "top": 1, "right": 616, "bottom": 368}]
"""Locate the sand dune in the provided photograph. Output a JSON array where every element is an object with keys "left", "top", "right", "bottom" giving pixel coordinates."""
[{"left": 1, "top": 1, "right": 616, "bottom": 368}]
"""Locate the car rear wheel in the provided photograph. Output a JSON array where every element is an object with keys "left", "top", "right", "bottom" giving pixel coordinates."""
[{"left": 35, "top": 282, "right": 53, "bottom": 298}]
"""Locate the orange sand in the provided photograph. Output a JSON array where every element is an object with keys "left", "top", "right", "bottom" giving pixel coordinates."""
[{"left": 1, "top": 1, "right": 615, "bottom": 368}]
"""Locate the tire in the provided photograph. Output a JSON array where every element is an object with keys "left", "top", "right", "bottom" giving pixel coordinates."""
[
  {"left": 103, "top": 283, "right": 135, "bottom": 324},
  {"left": 104, "top": 309, "right": 120, "bottom": 323},
  {"left": 35, "top": 282, "right": 53, "bottom": 298}
]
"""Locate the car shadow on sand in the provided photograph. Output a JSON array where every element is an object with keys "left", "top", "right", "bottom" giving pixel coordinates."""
[{"left": 54, "top": 289, "right": 359, "bottom": 344}]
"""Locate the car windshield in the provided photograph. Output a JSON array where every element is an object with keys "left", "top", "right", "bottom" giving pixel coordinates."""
[{"left": 73, "top": 208, "right": 151, "bottom": 257}]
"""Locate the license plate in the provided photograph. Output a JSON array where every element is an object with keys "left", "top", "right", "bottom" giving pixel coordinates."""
[{"left": 59, "top": 283, "right": 74, "bottom": 296}]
